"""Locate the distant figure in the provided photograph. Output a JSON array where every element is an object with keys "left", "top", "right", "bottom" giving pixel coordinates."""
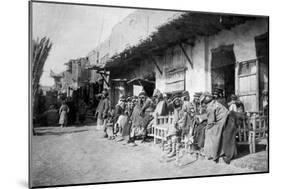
[
  {"left": 59, "top": 101, "right": 69, "bottom": 127},
  {"left": 66, "top": 97, "right": 77, "bottom": 125},
  {"left": 78, "top": 99, "right": 87, "bottom": 125}
]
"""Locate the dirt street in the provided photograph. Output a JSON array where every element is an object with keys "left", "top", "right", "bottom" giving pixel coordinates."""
[{"left": 31, "top": 126, "right": 261, "bottom": 187}]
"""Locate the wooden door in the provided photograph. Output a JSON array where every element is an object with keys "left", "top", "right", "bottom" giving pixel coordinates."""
[{"left": 236, "top": 58, "right": 259, "bottom": 112}]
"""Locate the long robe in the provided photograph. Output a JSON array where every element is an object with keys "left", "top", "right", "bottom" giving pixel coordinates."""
[
  {"left": 192, "top": 114, "right": 207, "bottom": 148},
  {"left": 204, "top": 100, "right": 228, "bottom": 160},
  {"left": 59, "top": 104, "right": 69, "bottom": 125},
  {"left": 130, "top": 99, "right": 153, "bottom": 138},
  {"left": 221, "top": 111, "right": 238, "bottom": 163}
]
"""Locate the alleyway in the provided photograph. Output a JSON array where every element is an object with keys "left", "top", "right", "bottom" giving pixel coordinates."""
[{"left": 31, "top": 126, "right": 266, "bottom": 187}]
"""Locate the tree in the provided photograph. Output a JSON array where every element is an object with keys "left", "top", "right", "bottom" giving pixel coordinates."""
[
  {"left": 32, "top": 37, "right": 52, "bottom": 107},
  {"left": 32, "top": 37, "right": 52, "bottom": 134}
]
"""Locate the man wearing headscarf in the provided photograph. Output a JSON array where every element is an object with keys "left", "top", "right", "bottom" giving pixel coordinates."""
[
  {"left": 201, "top": 92, "right": 236, "bottom": 163},
  {"left": 152, "top": 89, "right": 168, "bottom": 117},
  {"left": 212, "top": 88, "right": 227, "bottom": 107},
  {"left": 192, "top": 92, "right": 202, "bottom": 114},
  {"left": 228, "top": 94, "right": 244, "bottom": 113},
  {"left": 128, "top": 91, "right": 153, "bottom": 145},
  {"left": 113, "top": 95, "right": 126, "bottom": 137},
  {"left": 181, "top": 91, "right": 193, "bottom": 113},
  {"left": 166, "top": 93, "right": 187, "bottom": 158}
]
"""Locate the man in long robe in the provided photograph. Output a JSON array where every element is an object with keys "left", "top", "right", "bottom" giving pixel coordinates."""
[
  {"left": 166, "top": 94, "right": 187, "bottom": 157},
  {"left": 96, "top": 89, "right": 110, "bottom": 135},
  {"left": 202, "top": 92, "right": 229, "bottom": 161},
  {"left": 128, "top": 91, "right": 153, "bottom": 145},
  {"left": 114, "top": 95, "right": 128, "bottom": 141}
]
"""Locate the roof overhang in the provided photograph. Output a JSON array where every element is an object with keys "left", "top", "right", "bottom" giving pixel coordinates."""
[{"left": 104, "top": 12, "right": 258, "bottom": 70}]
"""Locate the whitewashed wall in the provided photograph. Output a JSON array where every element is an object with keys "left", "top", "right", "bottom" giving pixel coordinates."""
[
  {"left": 184, "top": 18, "right": 268, "bottom": 98},
  {"left": 88, "top": 10, "right": 182, "bottom": 66}
]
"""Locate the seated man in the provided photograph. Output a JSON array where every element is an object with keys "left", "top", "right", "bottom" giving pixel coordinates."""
[
  {"left": 128, "top": 91, "right": 153, "bottom": 145},
  {"left": 113, "top": 95, "right": 126, "bottom": 136},
  {"left": 152, "top": 89, "right": 168, "bottom": 117},
  {"left": 146, "top": 89, "right": 169, "bottom": 131}
]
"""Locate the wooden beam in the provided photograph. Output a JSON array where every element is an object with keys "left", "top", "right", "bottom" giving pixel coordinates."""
[
  {"left": 99, "top": 73, "right": 109, "bottom": 87},
  {"left": 149, "top": 55, "right": 163, "bottom": 75},
  {"left": 179, "top": 43, "right": 193, "bottom": 69}
]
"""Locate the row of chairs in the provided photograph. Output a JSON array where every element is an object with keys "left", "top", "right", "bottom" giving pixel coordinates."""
[{"left": 147, "top": 112, "right": 268, "bottom": 154}]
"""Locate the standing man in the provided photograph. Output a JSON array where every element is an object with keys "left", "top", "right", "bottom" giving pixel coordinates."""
[
  {"left": 166, "top": 93, "right": 187, "bottom": 157},
  {"left": 200, "top": 92, "right": 231, "bottom": 162},
  {"left": 95, "top": 89, "right": 110, "bottom": 134},
  {"left": 78, "top": 99, "right": 87, "bottom": 125},
  {"left": 212, "top": 88, "right": 227, "bottom": 107},
  {"left": 192, "top": 92, "right": 202, "bottom": 114},
  {"left": 181, "top": 91, "right": 193, "bottom": 113}
]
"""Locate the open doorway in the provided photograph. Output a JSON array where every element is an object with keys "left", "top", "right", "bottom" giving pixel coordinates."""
[
  {"left": 128, "top": 78, "right": 155, "bottom": 97},
  {"left": 211, "top": 44, "right": 236, "bottom": 103}
]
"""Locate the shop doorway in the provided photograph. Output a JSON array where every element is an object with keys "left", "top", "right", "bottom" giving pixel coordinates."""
[{"left": 211, "top": 44, "right": 236, "bottom": 103}]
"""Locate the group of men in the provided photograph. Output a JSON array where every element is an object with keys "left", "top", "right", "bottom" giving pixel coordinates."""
[{"left": 95, "top": 87, "right": 247, "bottom": 164}]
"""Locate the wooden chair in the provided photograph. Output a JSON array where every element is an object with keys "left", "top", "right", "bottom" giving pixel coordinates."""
[
  {"left": 151, "top": 114, "right": 173, "bottom": 144},
  {"left": 248, "top": 113, "right": 268, "bottom": 153},
  {"left": 236, "top": 112, "right": 268, "bottom": 153}
]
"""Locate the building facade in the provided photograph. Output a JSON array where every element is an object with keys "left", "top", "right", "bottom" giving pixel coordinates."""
[{"left": 87, "top": 11, "right": 268, "bottom": 112}]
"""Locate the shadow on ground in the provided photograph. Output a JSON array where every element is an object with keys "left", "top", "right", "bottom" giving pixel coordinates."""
[{"left": 35, "top": 129, "right": 90, "bottom": 136}]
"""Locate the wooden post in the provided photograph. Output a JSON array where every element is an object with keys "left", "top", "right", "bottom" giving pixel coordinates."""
[
  {"left": 256, "top": 59, "right": 260, "bottom": 112},
  {"left": 150, "top": 56, "right": 163, "bottom": 75},
  {"left": 252, "top": 114, "right": 257, "bottom": 153},
  {"left": 179, "top": 43, "right": 193, "bottom": 69},
  {"left": 154, "top": 114, "right": 158, "bottom": 144}
]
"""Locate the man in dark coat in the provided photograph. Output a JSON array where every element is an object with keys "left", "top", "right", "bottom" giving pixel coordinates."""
[{"left": 96, "top": 89, "right": 110, "bottom": 133}]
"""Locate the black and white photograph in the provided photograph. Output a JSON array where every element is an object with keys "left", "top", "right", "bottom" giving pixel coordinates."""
[{"left": 29, "top": 1, "right": 269, "bottom": 188}]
